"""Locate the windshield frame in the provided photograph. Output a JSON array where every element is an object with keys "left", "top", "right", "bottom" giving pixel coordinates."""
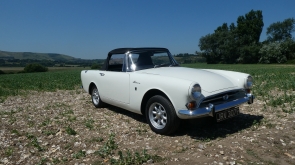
[{"left": 126, "top": 49, "right": 179, "bottom": 72}]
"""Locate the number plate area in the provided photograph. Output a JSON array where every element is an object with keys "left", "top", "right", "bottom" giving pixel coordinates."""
[{"left": 215, "top": 107, "right": 240, "bottom": 122}]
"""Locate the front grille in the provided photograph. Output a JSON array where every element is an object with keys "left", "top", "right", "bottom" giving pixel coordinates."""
[{"left": 199, "top": 89, "right": 245, "bottom": 108}]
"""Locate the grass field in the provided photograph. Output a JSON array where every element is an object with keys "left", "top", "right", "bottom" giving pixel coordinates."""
[
  {"left": 0, "top": 69, "right": 83, "bottom": 102},
  {"left": 1, "top": 64, "right": 295, "bottom": 110}
]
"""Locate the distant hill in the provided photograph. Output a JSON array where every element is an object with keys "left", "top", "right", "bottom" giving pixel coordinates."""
[
  {"left": 0, "top": 50, "right": 77, "bottom": 61},
  {"left": 0, "top": 50, "right": 205, "bottom": 68}
]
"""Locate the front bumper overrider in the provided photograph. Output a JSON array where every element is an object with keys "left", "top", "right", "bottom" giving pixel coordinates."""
[{"left": 178, "top": 94, "right": 254, "bottom": 119}]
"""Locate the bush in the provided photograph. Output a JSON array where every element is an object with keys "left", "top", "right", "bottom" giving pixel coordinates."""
[
  {"left": 91, "top": 63, "right": 101, "bottom": 69},
  {"left": 259, "top": 42, "right": 287, "bottom": 64},
  {"left": 0, "top": 70, "right": 5, "bottom": 74},
  {"left": 24, "top": 63, "right": 48, "bottom": 73},
  {"left": 286, "top": 59, "right": 295, "bottom": 64}
]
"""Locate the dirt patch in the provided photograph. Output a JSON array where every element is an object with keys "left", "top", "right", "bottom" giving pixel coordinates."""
[{"left": 1, "top": 90, "right": 295, "bottom": 164}]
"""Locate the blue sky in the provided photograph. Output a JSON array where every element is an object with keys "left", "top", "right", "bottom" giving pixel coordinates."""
[{"left": 0, "top": 0, "right": 294, "bottom": 59}]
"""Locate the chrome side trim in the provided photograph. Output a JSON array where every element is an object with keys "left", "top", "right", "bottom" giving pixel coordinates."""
[{"left": 178, "top": 94, "right": 254, "bottom": 119}]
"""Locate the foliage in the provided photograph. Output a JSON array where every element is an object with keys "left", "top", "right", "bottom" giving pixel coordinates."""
[
  {"left": 198, "top": 23, "right": 238, "bottom": 64},
  {"left": 73, "top": 150, "right": 86, "bottom": 159},
  {"left": 94, "top": 133, "right": 162, "bottom": 165},
  {"left": 198, "top": 11, "right": 295, "bottom": 64},
  {"left": 0, "top": 70, "right": 5, "bottom": 74},
  {"left": 237, "top": 43, "right": 262, "bottom": 64},
  {"left": 24, "top": 63, "right": 48, "bottom": 73},
  {"left": 198, "top": 10, "right": 263, "bottom": 64},
  {"left": 236, "top": 10, "right": 264, "bottom": 45},
  {"left": 65, "top": 126, "right": 77, "bottom": 135},
  {"left": 262, "top": 18, "right": 295, "bottom": 63},
  {"left": 199, "top": 33, "right": 220, "bottom": 64},
  {"left": 259, "top": 39, "right": 295, "bottom": 64},
  {"left": 174, "top": 53, "right": 195, "bottom": 57},
  {"left": 95, "top": 133, "right": 118, "bottom": 158},
  {"left": 111, "top": 149, "right": 162, "bottom": 165},
  {"left": 84, "top": 119, "right": 95, "bottom": 129},
  {"left": 26, "top": 133, "right": 43, "bottom": 151},
  {"left": 91, "top": 63, "right": 101, "bottom": 69},
  {"left": 286, "top": 59, "right": 295, "bottom": 64},
  {"left": 280, "top": 38, "right": 295, "bottom": 60},
  {"left": 267, "top": 18, "right": 295, "bottom": 42},
  {"left": 174, "top": 54, "right": 206, "bottom": 64},
  {"left": 259, "top": 42, "right": 287, "bottom": 63},
  {"left": 235, "top": 10, "right": 263, "bottom": 63},
  {"left": 0, "top": 69, "right": 82, "bottom": 102}
]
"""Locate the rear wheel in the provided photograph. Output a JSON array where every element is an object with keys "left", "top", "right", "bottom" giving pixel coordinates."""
[
  {"left": 145, "top": 95, "right": 180, "bottom": 135},
  {"left": 91, "top": 86, "right": 105, "bottom": 108}
]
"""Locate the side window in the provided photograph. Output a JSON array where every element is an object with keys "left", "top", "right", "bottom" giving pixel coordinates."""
[
  {"left": 108, "top": 54, "right": 125, "bottom": 71},
  {"left": 152, "top": 52, "right": 170, "bottom": 65},
  {"left": 109, "top": 54, "right": 125, "bottom": 65}
]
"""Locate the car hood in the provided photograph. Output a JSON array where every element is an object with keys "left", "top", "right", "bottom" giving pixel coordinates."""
[{"left": 138, "top": 67, "right": 239, "bottom": 93}]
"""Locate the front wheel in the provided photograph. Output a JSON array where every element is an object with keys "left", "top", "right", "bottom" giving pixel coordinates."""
[
  {"left": 91, "top": 86, "right": 105, "bottom": 108},
  {"left": 145, "top": 95, "right": 180, "bottom": 135}
]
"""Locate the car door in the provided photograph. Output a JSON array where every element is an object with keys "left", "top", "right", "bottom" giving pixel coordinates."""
[{"left": 98, "top": 54, "right": 130, "bottom": 104}]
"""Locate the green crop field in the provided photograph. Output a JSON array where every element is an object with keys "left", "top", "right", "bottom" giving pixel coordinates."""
[
  {"left": 1, "top": 64, "right": 295, "bottom": 112},
  {"left": 0, "top": 69, "right": 83, "bottom": 102}
]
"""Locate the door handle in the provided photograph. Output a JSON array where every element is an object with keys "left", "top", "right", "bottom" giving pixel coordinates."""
[{"left": 100, "top": 73, "right": 105, "bottom": 76}]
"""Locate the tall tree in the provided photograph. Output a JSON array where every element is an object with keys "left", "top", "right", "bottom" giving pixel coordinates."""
[
  {"left": 236, "top": 10, "right": 264, "bottom": 44},
  {"left": 236, "top": 10, "right": 264, "bottom": 63},
  {"left": 198, "top": 10, "right": 264, "bottom": 64},
  {"left": 266, "top": 18, "right": 295, "bottom": 42},
  {"left": 199, "top": 33, "right": 220, "bottom": 64},
  {"left": 214, "top": 23, "right": 239, "bottom": 63}
]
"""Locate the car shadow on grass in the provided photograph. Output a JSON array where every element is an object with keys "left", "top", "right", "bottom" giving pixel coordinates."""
[
  {"left": 106, "top": 105, "right": 147, "bottom": 123},
  {"left": 176, "top": 113, "right": 264, "bottom": 140}
]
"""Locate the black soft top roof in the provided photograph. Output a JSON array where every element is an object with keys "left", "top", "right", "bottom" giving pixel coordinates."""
[{"left": 108, "top": 47, "right": 169, "bottom": 54}]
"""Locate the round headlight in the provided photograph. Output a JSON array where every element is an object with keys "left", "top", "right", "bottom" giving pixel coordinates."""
[
  {"left": 191, "top": 84, "right": 201, "bottom": 99},
  {"left": 246, "top": 76, "right": 253, "bottom": 88}
]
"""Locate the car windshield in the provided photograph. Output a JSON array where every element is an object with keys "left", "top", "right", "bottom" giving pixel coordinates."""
[{"left": 128, "top": 51, "right": 178, "bottom": 71}]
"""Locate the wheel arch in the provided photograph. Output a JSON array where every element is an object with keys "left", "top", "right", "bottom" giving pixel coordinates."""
[
  {"left": 88, "top": 82, "right": 97, "bottom": 95},
  {"left": 140, "top": 89, "right": 172, "bottom": 115}
]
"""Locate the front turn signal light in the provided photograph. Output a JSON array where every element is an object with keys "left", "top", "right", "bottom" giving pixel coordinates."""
[{"left": 186, "top": 101, "right": 196, "bottom": 110}]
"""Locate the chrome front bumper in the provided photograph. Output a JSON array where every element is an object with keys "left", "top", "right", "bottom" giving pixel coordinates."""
[{"left": 178, "top": 94, "right": 254, "bottom": 119}]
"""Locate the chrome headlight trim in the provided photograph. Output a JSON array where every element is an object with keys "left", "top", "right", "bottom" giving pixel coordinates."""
[
  {"left": 188, "top": 83, "right": 205, "bottom": 109},
  {"left": 245, "top": 76, "right": 253, "bottom": 89},
  {"left": 190, "top": 84, "right": 202, "bottom": 100}
]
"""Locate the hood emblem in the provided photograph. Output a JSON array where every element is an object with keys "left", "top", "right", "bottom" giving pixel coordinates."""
[{"left": 223, "top": 95, "right": 229, "bottom": 100}]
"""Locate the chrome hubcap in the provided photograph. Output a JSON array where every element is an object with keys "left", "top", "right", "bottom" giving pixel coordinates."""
[
  {"left": 149, "top": 102, "right": 167, "bottom": 129},
  {"left": 92, "top": 89, "right": 99, "bottom": 105}
]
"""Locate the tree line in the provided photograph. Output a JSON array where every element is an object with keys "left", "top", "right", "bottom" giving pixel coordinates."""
[{"left": 198, "top": 10, "right": 295, "bottom": 64}]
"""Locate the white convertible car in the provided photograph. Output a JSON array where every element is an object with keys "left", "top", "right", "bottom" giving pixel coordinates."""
[{"left": 81, "top": 48, "right": 254, "bottom": 135}]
